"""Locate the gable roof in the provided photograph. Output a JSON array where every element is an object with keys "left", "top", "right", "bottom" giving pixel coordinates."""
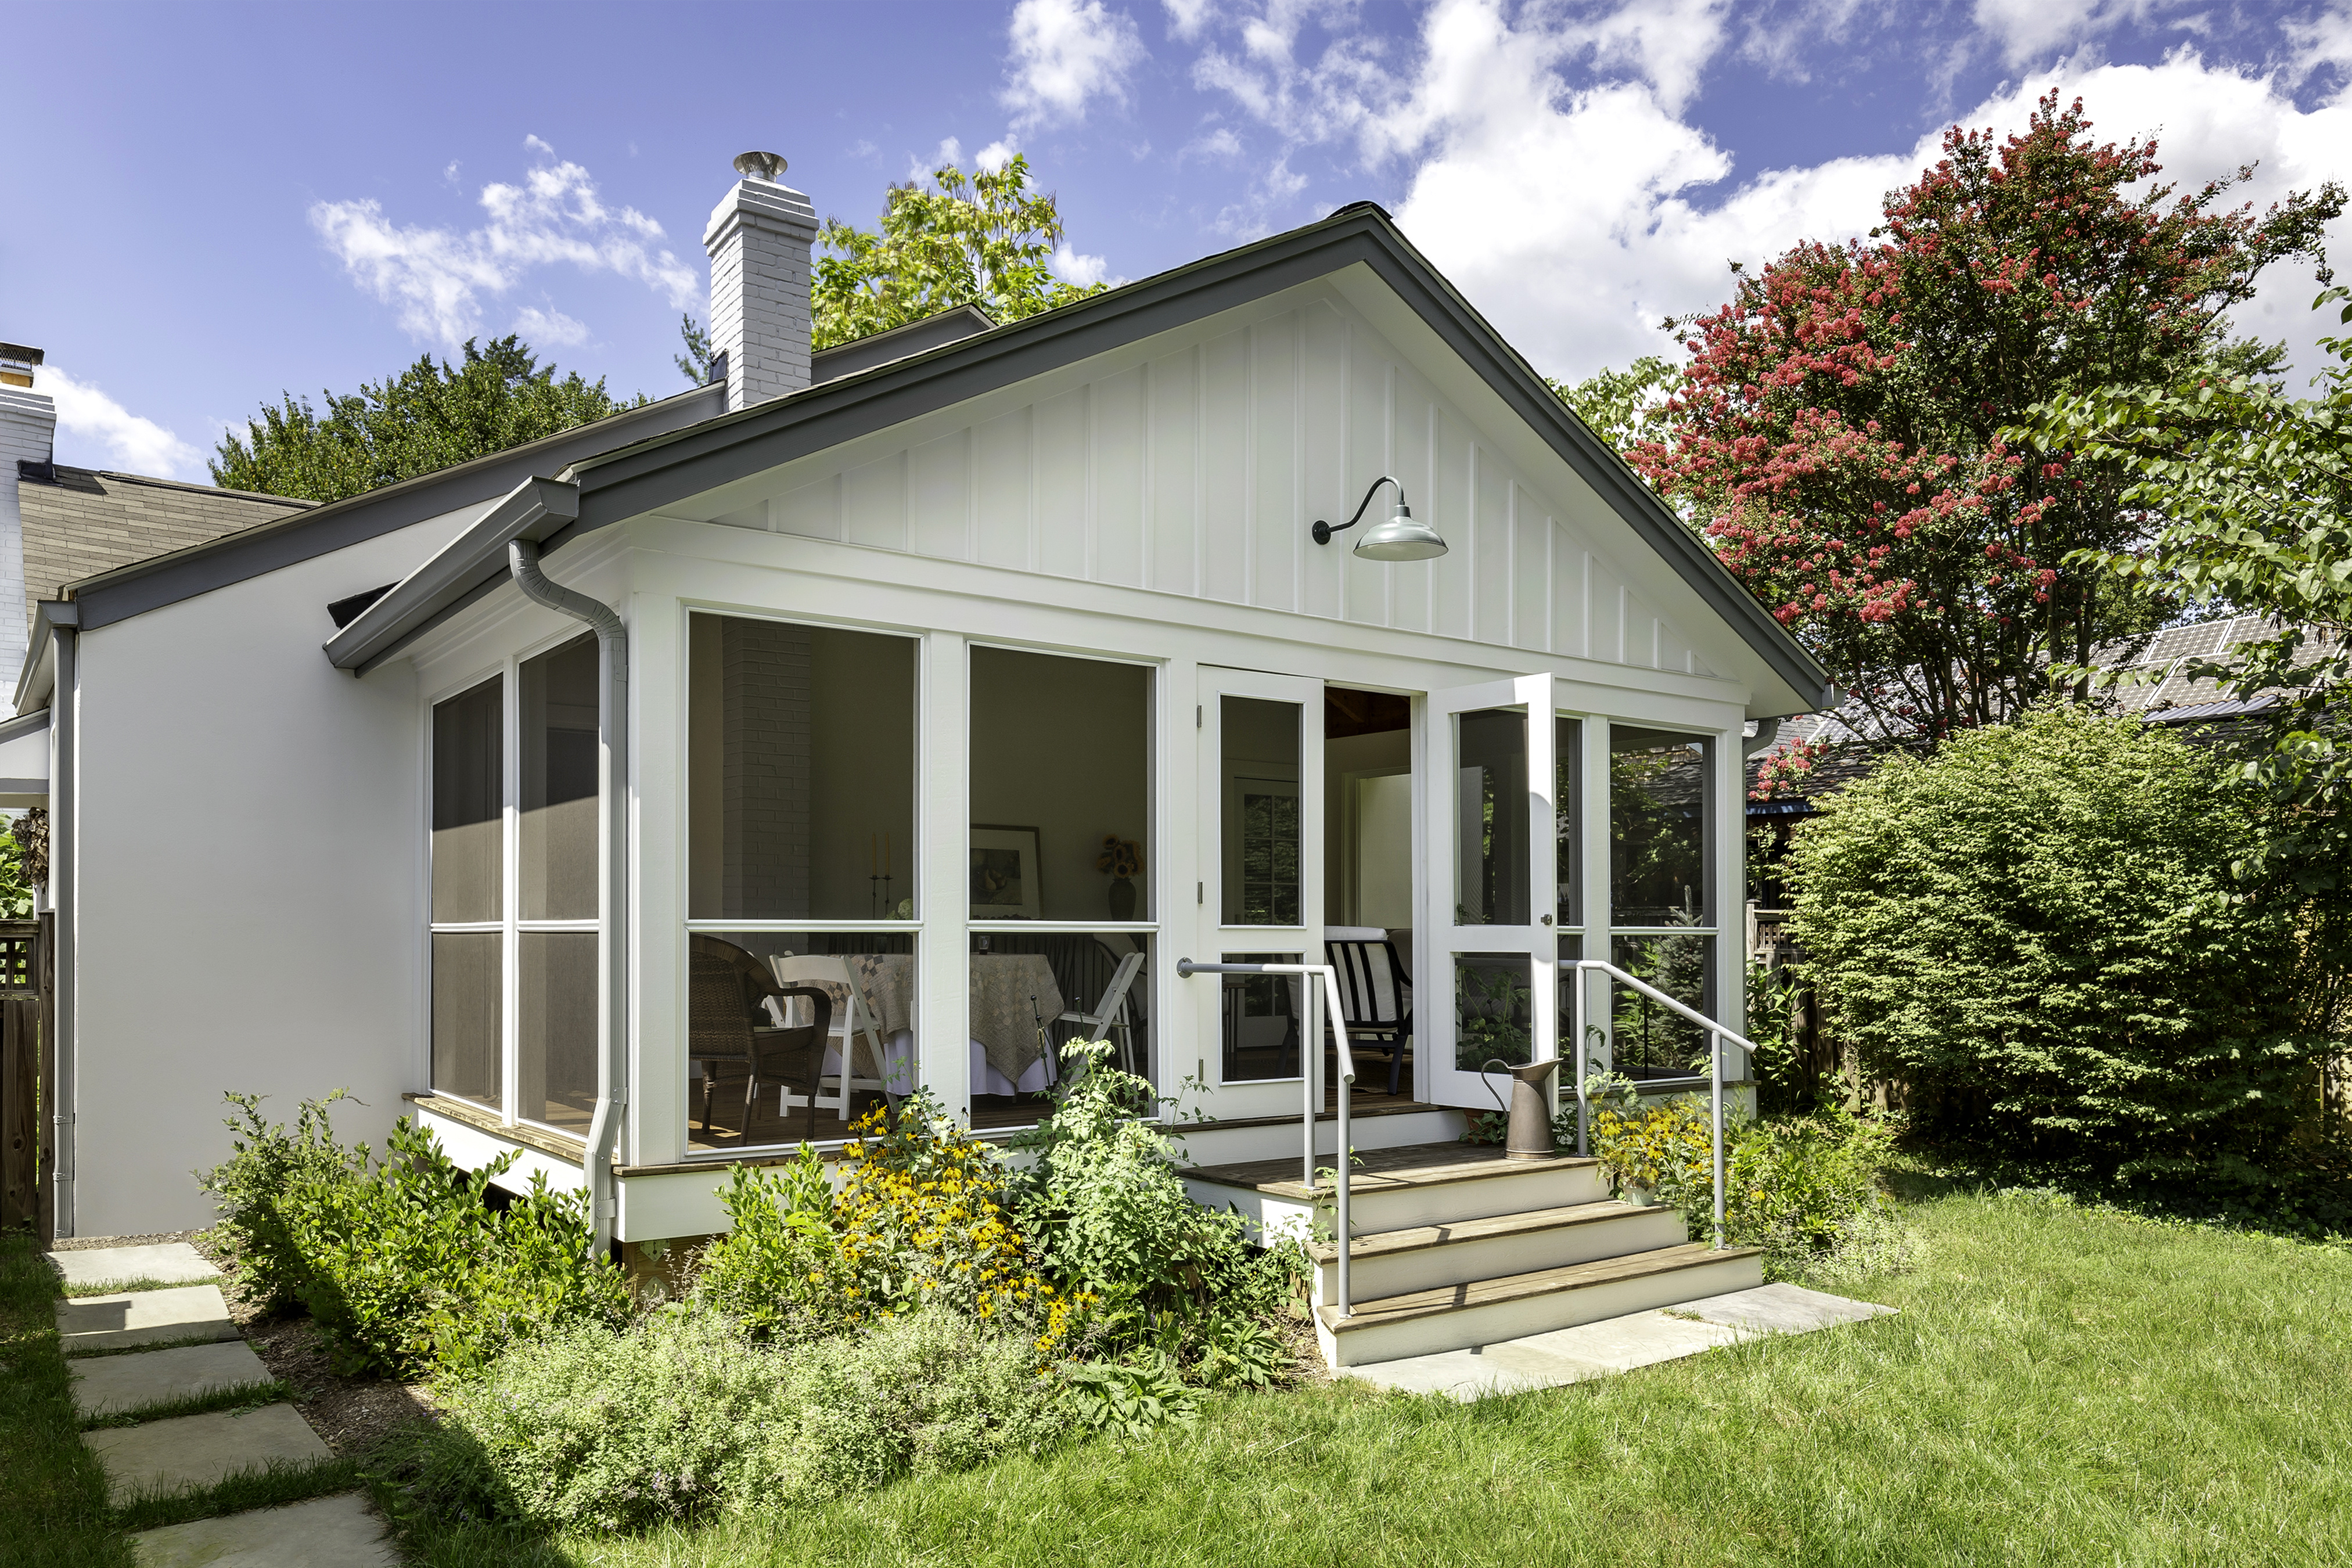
[
  {"left": 15, "top": 465, "right": 312, "bottom": 635},
  {"left": 335, "top": 203, "right": 1833, "bottom": 709}
]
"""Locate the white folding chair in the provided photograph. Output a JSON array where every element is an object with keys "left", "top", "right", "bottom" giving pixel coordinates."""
[
  {"left": 1054, "top": 950, "right": 1146, "bottom": 1077},
  {"left": 769, "top": 954, "right": 896, "bottom": 1122}
]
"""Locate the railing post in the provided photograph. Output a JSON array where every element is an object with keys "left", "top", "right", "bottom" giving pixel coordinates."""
[
  {"left": 1332, "top": 973, "right": 1351, "bottom": 1321},
  {"left": 1302, "top": 976, "right": 1317, "bottom": 1190},
  {"left": 1709, "top": 1026, "right": 1725, "bottom": 1251},
  {"left": 1572, "top": 959, "right": 1589, "bottom": 1157}
]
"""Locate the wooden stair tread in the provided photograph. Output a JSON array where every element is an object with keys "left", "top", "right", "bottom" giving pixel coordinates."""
[
  {"left": 1183, "top": 1140, "right": 1596, "bottom": 1201},
  {"left": 1305, "top": 1201, "right": 1660, "bottom": 1263},
  {"left": 1317, "top": 1242, "right": 1762, "bottom": 1332}
]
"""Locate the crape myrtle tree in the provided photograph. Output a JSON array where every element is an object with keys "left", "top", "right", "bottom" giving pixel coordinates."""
[
  {"left": 1625, "top": 94, "right": 2340, "bottom": 740},
  {"left": 213, "top": 336, "right": 635, "bottom": 505}
]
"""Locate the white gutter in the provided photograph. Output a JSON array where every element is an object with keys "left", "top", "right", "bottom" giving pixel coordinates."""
[{"left": 506, "top": 537, "right": 627, "bottom": 1262}]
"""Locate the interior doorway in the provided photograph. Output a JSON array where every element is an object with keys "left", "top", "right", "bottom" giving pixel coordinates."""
[{"left": 1325, "top": 688, "right": 1416, "bottom": 1106}]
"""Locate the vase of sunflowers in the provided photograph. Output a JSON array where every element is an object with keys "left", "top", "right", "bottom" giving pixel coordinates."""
[{"left": 1096, "top": 834, "right": 1143, "bottom": 921}]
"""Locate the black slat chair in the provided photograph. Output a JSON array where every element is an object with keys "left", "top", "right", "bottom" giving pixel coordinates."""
[{"left": 1324, "top": 927, "right": 1412, "bottom": 1096}]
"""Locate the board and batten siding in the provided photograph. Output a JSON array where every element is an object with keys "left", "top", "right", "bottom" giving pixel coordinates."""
[{"left": 693, "top": 288, "right": 1717, "bottom": 681}]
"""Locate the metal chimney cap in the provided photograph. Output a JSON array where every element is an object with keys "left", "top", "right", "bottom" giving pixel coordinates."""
[{"left": 732, "top": 150, "right": 788, "bottom": 183}]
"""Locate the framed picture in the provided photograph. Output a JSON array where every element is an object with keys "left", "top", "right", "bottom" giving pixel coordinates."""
[{"left": 969, "top": 825, "right": 1043, "bottom": 919}]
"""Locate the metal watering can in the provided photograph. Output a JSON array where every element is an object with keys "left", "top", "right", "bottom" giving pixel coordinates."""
[{"left": 1481, "top": 1058, "right": 1559, "bottom": 1161}]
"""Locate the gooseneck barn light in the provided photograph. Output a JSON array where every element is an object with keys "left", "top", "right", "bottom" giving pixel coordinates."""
[{"left": 1310, "top": 475, "right": 1448, "bottom": 561}]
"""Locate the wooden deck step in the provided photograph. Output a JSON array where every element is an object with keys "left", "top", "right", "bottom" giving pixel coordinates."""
[
  {"left": 1307, "top": 1201, "right": 1664, "bottom": 1264},
  {"left": 1318, "top": 1242, "right": 1762, "bottom": 1335},
  {"left": 1183, "top": 1140, "right": 1597, "bottom": 1203}
]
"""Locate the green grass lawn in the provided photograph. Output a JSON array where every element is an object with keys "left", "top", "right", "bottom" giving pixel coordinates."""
[
  {"left": 0, "top": 1229, "right": 135, "bottom": 1568},
  {"left": 398, "top": 1185, "right": 2352, "bottom": 1568}
]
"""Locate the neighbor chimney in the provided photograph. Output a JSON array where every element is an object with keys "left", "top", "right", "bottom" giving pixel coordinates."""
[
  {"left": 0, "top": 344, "right": 55, "bottom": 679},
  {"left": 703, "top": 152, "right": 818, "bottom": 413}
]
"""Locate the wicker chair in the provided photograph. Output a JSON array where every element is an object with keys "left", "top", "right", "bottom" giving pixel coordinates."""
[{"left": 689, "top": 934, "right": 833, "bottom": 1143}]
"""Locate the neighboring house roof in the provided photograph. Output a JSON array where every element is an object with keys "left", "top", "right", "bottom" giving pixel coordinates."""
[
  {"left": 330, "top": 202, "right": 1835, "bottom": 707},
  {"left": 14, "top": 464, "right": 311, "bottom": 634},
  {"left": 1745, "top": 613, "right": 2306, "bottom": 814}
]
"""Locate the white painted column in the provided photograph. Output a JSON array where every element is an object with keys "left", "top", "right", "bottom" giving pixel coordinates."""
[
  {"left": 1159, "top": 655, "right": 1202, "bottom": 1116},
  {"left": 1580, "top": 715, "right": 1613, "bottom": 1081},
  {"left": 920, "top": 631, "right": 972, "bottom": 1117},
  {"left": 627, "top": 589, "right": 686, "bottom": 1168},
  {"left": 1716, "top": 722, "right": 1749, "bottom": 1088}
]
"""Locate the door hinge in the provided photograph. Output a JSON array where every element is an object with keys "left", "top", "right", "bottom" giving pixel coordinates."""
[
  {"left": 1196, "top": 704, "right": 1202, "bottom": 728},
  {"left": 1197, "top": 881, "right": 1204, "bottom": 905}
]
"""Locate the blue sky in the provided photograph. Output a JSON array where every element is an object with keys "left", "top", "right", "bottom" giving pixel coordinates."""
[{"left": 5, "top": 0, "right": 2348, "bottom": 481}]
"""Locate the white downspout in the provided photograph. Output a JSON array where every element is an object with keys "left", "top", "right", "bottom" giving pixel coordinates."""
[
  {"left": 506, "top": 540, "right": 627, "bottom": 1261},
  {"left": 49, "top": 606, "right": 77, "bottom": 1237}
]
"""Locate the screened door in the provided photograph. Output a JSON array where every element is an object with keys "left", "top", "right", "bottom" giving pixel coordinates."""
[
  {"left": 1197, "top": 667, "right": 1324, "bottom": 1121},
  {"left": 1422, "top": 675, "right": 1563, "bottom": 1112}
]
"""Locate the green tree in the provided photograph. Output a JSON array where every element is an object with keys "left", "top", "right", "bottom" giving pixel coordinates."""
[
  {"left": 1788, "top": 706, "right": 2314, "bottom": 1185},
  {"left": 811, "top": 154, "right": 1105, "bottom": 350},
  {"left": 2019, "top": 287, "right": 2352, "bottom": 1071},
  {"left": 674, "top": 312, "right": 716, "bottom": 386},
  {"left": 211, "top": 336, "right": 637, "bottom": 504},
  {"left": 1550, "top": 355, "right": 1677, "bottom": 453}
]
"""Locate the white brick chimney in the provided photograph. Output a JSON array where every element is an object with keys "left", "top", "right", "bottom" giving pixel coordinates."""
[
  {"left": 702, "top": 152, "right": 818, "bottom": 413},
  {"left": 0, "top": 343, "right": 55, "bottom": 680}
]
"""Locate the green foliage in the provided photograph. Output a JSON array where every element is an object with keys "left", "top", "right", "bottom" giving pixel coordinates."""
[
  {"left": 1549, "top": 355, "right": 1677, "bottom": 452},
  {"left": 812, "top": 155, "right": 1104, "bottom": 350},
  {"left": 1788, "top": 707, "right": 2316, "bottom": 1184},
  {"left": 674, "top": 311, "right": 716, "bottom": 386},
  {"left": 0, "top": 819, "right": 33, "bottom": 919},
  {"left": 210, "top": 336, "right": 637, "bottom": 504},
  {"left": 0, "top": 1230, "right": 130, "bottom": 1568},
  {"left": 1058, "top": 1358, "right": 1200, "bottom": 1440},
  {"left": 1591, "top": 1096, "right": 1904, "bottom": 1275},
  {"left": 198, "top": 1094, "right": 629, "bottom": 1377},
  {"left": 690, "top": 1148, "right": 847, "bottom": 1344},
  {"left": 392, "top": 1306, "right": 1069, "bottom": 1533},
  {"left": 1011, "top": 1042, "right": 1306, "bottom": 1326}
]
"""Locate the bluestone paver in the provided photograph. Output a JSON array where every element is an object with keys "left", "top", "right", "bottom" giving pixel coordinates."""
[
  {"left": 128, "top": 1492, "right": 395, "bottom": 1567},
  {"left": 56, "top": 1285, "right": 236, "bottom": 1353},
  {"left": 71, "top": 1339, "right": 275, "bottom": 1418},
  {"left": 84, "top": 1404, "right": 332, "bottom": 1502},
  {"left": 49, "top": 1242, "right": 220, "bottom": 1291},
  {"left": 1340, "top": 1283, "right": 1892, "bottom": 1400}
]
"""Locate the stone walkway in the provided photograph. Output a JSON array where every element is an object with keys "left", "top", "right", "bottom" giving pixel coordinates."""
[
  {"left": 1338, "top": 1281, "right": 1897, "bottom": 1400},
  {"left": 51, "top": 1241, "right": 397, "bottom": 1566}
]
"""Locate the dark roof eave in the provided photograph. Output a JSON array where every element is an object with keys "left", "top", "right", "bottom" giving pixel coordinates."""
[{"left": 59, "top": 383, "right": 724, "bottom": 634}]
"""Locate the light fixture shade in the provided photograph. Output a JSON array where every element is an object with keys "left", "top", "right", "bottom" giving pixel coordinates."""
[{"left": 1353, "top": 502, "right": 1448, "bottom": 561}]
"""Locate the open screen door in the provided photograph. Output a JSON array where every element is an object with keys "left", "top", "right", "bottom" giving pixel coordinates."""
[
  {"left": 1197, "top": 667, "right": 1325, "bottom": 1121},
  {"left": 1422, "top": 675, "right": 1563, "bottom": 1113}
]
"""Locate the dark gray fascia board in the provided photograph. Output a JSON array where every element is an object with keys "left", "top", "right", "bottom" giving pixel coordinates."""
[
  {"left": 13, "top": 600, "right": 76, "bottom": 715},
  {"left": 549, "top": 206, "right": 1831, "bottom": 709},
  {"left": 0, "top": 707, "right": 51, "bottom": 745},
  {"left": 326, "top": 477, "right": 580, "bottom": 672},
  {"left": 63, "top": 384, "right": 722, "bottom": 635},
  {"left": 811, "top": 304, "right": 996, "bottom": 383}
]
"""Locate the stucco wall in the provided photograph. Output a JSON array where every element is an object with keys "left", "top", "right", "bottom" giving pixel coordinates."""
[{"left": 69, "top": 508, "right": 474, "bottom": 1235}]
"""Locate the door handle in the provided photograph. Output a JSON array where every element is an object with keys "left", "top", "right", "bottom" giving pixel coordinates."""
[{"left": 1540, "top": 914, "right": 1553, "bottom": 926}]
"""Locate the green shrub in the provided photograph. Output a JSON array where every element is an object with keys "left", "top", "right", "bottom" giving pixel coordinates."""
[
  {"left": 1789, "top": 706, "right": 2315, "bottom": 1185},
  {"left": 690, "top": 1150, "right": 850, "bottom": 1345},
  {"left": 1591, "top": 1096, "right": 1904, "bottom": 1276},
  {"left": 202, "top": 1091, "right": 358, "bottom": 1314},
  {"left": 401, "top": 1307, "right": 1068, "bottom": 1531},
  {"left": 199, "top": 1094, "right": 630, "bottom": 1377},
  {"left": 1010, "top": 1041, "right": 1307, "bottom": 1362}
]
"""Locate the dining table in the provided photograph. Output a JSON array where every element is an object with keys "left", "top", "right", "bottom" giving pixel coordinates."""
[{"left": 771, "top": 952, "right": 1066, "bottom": 1096}]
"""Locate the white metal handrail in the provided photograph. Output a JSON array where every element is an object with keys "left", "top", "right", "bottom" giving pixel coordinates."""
[
  {"left": 1566, "top": 958, "right": 1755, "bottom": 1250},
  {"left": 1176, "top": 959, "right": 1358, "bottom": 1318}
]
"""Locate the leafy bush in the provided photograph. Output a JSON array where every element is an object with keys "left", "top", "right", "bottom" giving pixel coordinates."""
[
  {"left": 1058, "top": 1359, "right": 1199, "bottom": 1440},
  {"left": 691, "top": 1099, "right": 1078, "bottom": 1354},
  {"left": 1591, "top": 1095, "right": 1904, "bottom": 1276},
  {"left": 1009, "top": 1042, "right": 1306, "bottom": 1363},
  {"left": 200, "top": 1094, "right": 629, "bottom": 1376},
  {"left": 393, "top": 1306, "right": 1068, "bottom": 1531},
  {"left": 1789, "top": 706, "right": 2315, "bottom": 1185}
]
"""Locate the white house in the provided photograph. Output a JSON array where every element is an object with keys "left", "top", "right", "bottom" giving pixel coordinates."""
[{"left": 19, "top": 157, "right": 1831, "bottom": 1366}]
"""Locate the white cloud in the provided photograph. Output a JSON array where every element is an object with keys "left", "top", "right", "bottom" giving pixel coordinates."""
[
  {"left": 512, "top": 305, "right": 589, "bottom": 348},
  {"left": 311, "top": 138, "right": 699, "bottom": 350},
  {"left": 43, "top": 367, "right": 202, "bottom": 480},
  {"left": 976, "top": 139, "right": 1019, "bottom": 172},
  {"left": 1194, "top": 0, "right": 2352, "bottom": 386},
  {"left": 1969, "top": 0, "right": 2184, "bottom": 69},
  {"left": 1052, "top": 241, "right": 1112, "bottom": 285},
  {"left": 1002, "top": 0, "right": 1147, "bottom": 128},
  {"left": 1163, "top": 0, "right": 1218, "bottom": 42}
]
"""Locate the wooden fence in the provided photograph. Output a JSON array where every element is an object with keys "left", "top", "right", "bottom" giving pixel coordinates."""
[{"left": 0, "top": 918, "right": 48, "bottom": 1238}]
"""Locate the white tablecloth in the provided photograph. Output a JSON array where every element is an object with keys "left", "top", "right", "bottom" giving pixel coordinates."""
[{"left": 818, "top": 1031, "right": 1052, "bottom": 1099}]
